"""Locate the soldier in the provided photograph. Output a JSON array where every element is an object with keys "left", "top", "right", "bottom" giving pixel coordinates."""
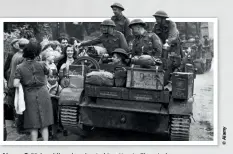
[
  {"left": 78, "top": 19, "right": 129, "bottom": 56},
  {"left": 128, "top": 19, "right": 162, "bottom": 57},
  {"left": 180, "top": 34, "right": 187, "bottom": 44},
  {"left": 109, "top": 48, "right": 128, "bottom": 66},
  {"left": 194, "top": 35, "right": 203, "bottom": 58},
  {"left": 203, "top": 35, "right": 210, "bottom": 47},
  {"left": 110, "top": 2, "right": 133, "bottom": 43},
  {"left": 152, "top": 10, "right": 184, "bottom": 58},
  {"left": 203, "top": 35, "right": 210, "bottom": 52}
]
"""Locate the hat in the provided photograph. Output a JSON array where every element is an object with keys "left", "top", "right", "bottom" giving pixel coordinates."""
[
  {"left": 153, "top": 10, "right": 169, "bottom": 18},
  {"left": 112, "top": 48, "right": 128, "bottom": 59},
  {"left": 10, "top": 38, "right": 19, "bottom": 46},
  {"left": 111, "top": 2, "right": 125, "bottom": 11},
  {"left": 195, "top": 35, "right": 199, "bottom": 39},
  {"left": 101, "top": 19, "right": 116, "bottom": 27},
  {"left": 18, "top": 38, "right": 29, "bottom": 45},
  {"left": 129, "top": 19, "right": 146, "bottom": 28}
]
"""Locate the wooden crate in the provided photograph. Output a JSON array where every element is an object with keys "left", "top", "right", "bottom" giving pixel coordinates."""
[
  {"left": 126, "top": 67, "right": 164, "bottom": 90},
  {"left": 172, "top": 72, "right": 194, "bottom": 100}
]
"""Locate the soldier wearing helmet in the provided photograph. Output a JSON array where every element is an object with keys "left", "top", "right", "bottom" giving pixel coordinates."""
[
  {"left": 194, "top": 35, "right": 203, "bottom": 58},
  {"left": 109, "top": 48, "right": 129, "bottom": 66},
  {"left": 78, "top": 19, "right": 129, "bottom": 56},
  {"left": 203, "top": 35, "right": 210, "bottom": 51},
  {"left": 152, "top": 10, "right": 184, "bottom": 58},
  {"left": 110, "top": 2, "right": 133, "bottom": 43},
  {"left": 129, "top": 19, "right": 162, "bottom": 57}
]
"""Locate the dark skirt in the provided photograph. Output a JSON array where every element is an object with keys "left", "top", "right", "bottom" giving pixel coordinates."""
[{"left": 23, "top": 85, "right": 54, "bottom": 129}]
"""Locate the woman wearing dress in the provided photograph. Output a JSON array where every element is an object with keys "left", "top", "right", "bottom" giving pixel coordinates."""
[{"left": 13, "top": 40, "right": 53, "bottom": 141}]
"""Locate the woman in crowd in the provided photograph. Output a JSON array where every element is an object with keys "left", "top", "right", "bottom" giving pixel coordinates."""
[
  {"left": 58, "top": 44, "right": 77, "bottom": 80},
  {"left": 13, "top": 40, "right": 54, "bottom": 141}
]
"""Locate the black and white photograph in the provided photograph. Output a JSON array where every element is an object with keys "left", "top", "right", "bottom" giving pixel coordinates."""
[{"left": 1, "top": 3, "right": 217, "bottom": 144}]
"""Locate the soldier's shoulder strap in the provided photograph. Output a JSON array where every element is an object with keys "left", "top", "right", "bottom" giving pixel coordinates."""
[{"left": 122, "top": 15, "right": 130, "bottom": 23}]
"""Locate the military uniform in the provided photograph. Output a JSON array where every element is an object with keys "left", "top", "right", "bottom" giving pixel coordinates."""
[
  {"left": 153, "top": 20, "right": 184, "bottom": 57},
  {"left": 153, "top": 20, "right": 179, "bottom": 44},
  {"left": 203, "top": 38, "right": 210, "bottom": 53},
  {"left": 131, "top": 31, "right": 162, "bottom": 57},
  {"left": 152, "top": 11, "right": 184, "bottom": 58},
  {"left": 111, "top": 15, "right": 132, "bottom": 42},
  {"left": 80, "top": 30, "right": 129, "bottom": 55},
  {"left": 194, "top": 41, "right": 203, "bottom": 58}
]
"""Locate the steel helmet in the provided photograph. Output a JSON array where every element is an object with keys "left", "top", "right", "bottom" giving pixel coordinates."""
[
  {"left": 100, "top": 19, "right": 116, "bottom": 27},
  {"left": 153, "top": 10, "right": 169, "bottom": 18},
  {"left": 129, "top": 19, "right": 146, "bottom": 28},
  {"left": 112, "top": 48, "right": 128, "bottom": 58},
  {"left": 195, "top": 35, "right": 199, "bottom": 39},
  {"left": 111, "top": 2, "right": 124, "bottom": 11}
]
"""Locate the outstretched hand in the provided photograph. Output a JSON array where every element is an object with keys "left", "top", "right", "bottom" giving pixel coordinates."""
[{"left": 42, "top": 35, "right": 50, "bottom": 41}]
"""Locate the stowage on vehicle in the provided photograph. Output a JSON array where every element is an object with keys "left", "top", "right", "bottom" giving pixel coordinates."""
[{"left": 57, "top": 46, "right": 196, "bottom": 141}]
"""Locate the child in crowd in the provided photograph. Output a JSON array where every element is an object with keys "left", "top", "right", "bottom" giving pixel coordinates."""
[
  {"left": 45, "top": 54, "right": 57, "bottom": 71},
  {"left": 47, "top": 69, "right": 62, "bottom": 140}
]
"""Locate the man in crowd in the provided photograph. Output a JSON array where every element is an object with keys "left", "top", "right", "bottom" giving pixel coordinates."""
[
  {"left": 78, "top": 19, "right": 129, "bottom": 56},
  {"left": 129, "top": 19, "right": 162, "bottom": 57},
  {"left": 4, "top": 39, "right": 20, "bottom": 81},
  {"left": 110, "top": 2, "right": 133, "bottom": 43},
  {"left": 58, "top": 34, "right": 69, "bottom": 50},
  {"left": 7, "top": 38, "right": 29, "bottom": 131},
  {"left": 152, "top": 10, "right": 184, "bottom": 58}
]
